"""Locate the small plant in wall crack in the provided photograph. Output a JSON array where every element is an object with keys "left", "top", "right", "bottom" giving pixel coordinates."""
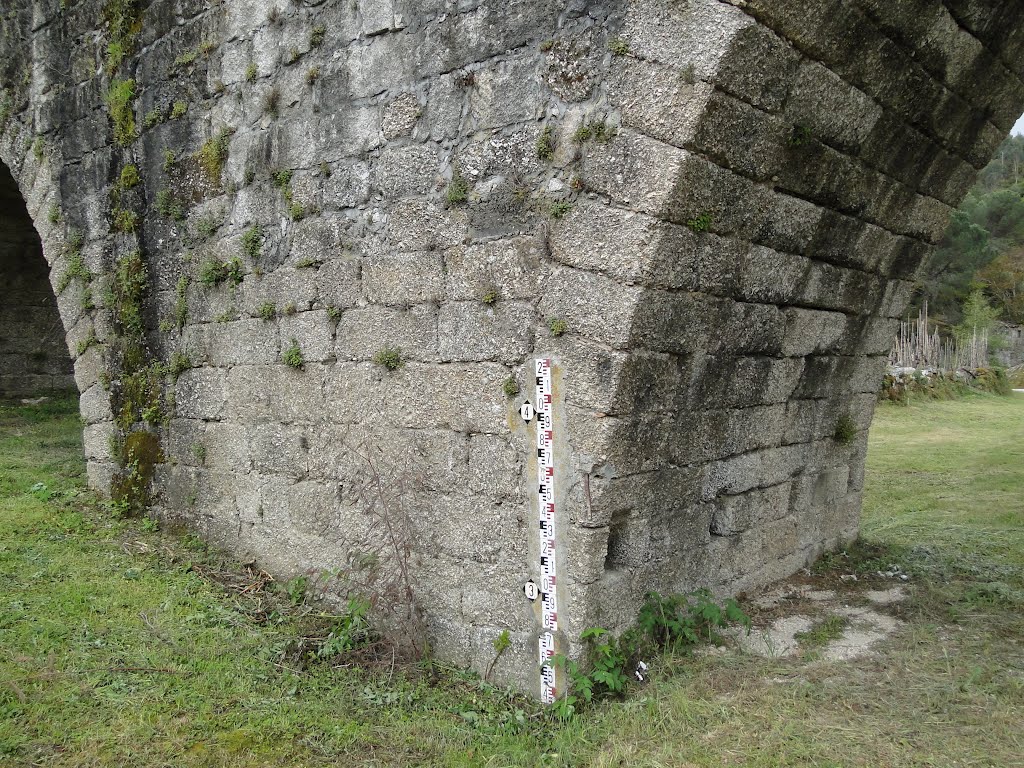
[
  {"left": 241, "top": 224, "right": 263, "bottom": 261},
  {"left": 548, "top": 317, "right": 568, "bottom": 337},
  {"left": 106, "top": 78, "right": 137, "bottom": 146},
  {"left": 198, "top": 257, "right": 243, "bottom": 287},
  {"left": 445, "top": 166, "right": 469, "bottom": 207},
  {"left": 196, "top": 127, "right": 232, "bottom": 186},
  {"left": 833, "top": 413, "right": 857, "bottom": 445},
  {"left": 282, "top": 338, "right": 305, "bottom": 369},
  {"left": 607, "top": 38, "right": 630, "bottom": 56},
  {"left": 637, "top": 589, "right": 750, "bottom": 648},
  {"left": 788, "top": 123, "right": 813, "bottom": 148},
  {"left": 118, "top": 164, "right": 141, "bottom": 189},
  {"left": 263, "top": 86, "right": 281, "bottom": 118},
  {"left": 336, "top": 438, "right": 428, "bottom": 658},
  {"left": 373, "top": 346, "right": 404, "bottom": 371},
  {"left": 547, "top": 627, "right": 632, "bottom": 720},
  {"left": 168, "top": 351, "right": 191, "bottom": 379},
  {"left": 536, "top": 126, "right": 555, "bottom": 161},
  {"left": 685, "top": 212, "right": 713, "bottom": 233},
  {"left": 549, "top": 200, "right": 572, "bottom": 219},
  {"left": 258, "top": 302, "right": 276, "bottom": 321},
  {"left": 480, "top": 285, "right": 500, "bottom": 305},
  {"left": 317, "top": 597, "right": 373, "bottom": 659},
  {"left": 155, "top": 189, "right": 185, "bottom": 220}
]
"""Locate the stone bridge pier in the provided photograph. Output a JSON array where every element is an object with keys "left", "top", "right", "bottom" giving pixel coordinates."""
[{"left": 1, "top": 0, "right": 1023, "bottom": 695}]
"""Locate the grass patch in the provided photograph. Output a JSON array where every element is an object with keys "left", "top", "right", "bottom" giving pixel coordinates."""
[
  {"left": 0, "top": 398, "right": 578, "bottom": 765},
  {"left": 862, "top": 395, "right": 1024, "bottom": 576},
  {"left": 794, "top": 614, "right": 848, "bottom": 648},
  {"left": 0, "top": 395, "right": 1022, "bottom": 766}
]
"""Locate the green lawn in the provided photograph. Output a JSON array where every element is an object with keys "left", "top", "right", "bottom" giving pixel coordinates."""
[
  {"left": 1, "top": 393, "right": 1022, "bottom": 766},
  {"left": 862, "top": 394, "right": 1024, "bottom": 570}
]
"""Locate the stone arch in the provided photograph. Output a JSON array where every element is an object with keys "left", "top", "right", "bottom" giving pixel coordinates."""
[
  {"left": 0, "top": 157, "right": 74, "bottom": 396},
  {"left": 4, "top": 0, "right": 1024, "bottom": 696}
]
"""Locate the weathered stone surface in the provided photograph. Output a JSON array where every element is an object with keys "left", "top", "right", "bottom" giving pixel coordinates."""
[
  {"left": 4, "top": 0, "right": 1024, "bottom": 698},
  {"left": 437, "top": 301, "right": 536, "bottom": 364}
]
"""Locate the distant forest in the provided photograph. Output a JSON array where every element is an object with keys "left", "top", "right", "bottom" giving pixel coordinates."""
[{"left": 919, "top": 134, "right": 1024, "bottom": 326}]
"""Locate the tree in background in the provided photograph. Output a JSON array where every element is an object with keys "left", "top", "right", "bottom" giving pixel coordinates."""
[
  {"left": 921, "top": 210, "right": 996, "bottom": 319},
  {"left": 953, "top": 288, "right": 1004, "bottom": 354},
  {"left": 977, "top": 248, "right": 1024, "bottom": 324},
  {"left": 917, "top": 134, "right": 1024, "bottom": 327}
]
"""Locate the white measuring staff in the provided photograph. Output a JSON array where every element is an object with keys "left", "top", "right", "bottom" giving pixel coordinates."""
[{"left": 534, "top": 358, "right": 559, "bottom": 703}]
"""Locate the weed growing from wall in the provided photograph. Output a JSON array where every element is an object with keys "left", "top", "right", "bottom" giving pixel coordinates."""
[
  {"left": 264, "top": 87, "right": 281, "bottom": 118},
  {"left": 196, "top": 127, "right": 232, "bottom": 186},
  {"left": 168, "top": 351, "right": 191, "bottom": 379},
  {"left": 103, "top": 0, "right": 141, "bottom": 74},
  {"left": 548, "top": 590, "right": 749, "bottom": 719},
  {"left": 57, "top": 233, "right": 90, "bottom": 293},
  {"left": 685, "top": 212, "right": 713, "bottom": 232},
  {"left": 106, "top": 79, "right": 137, "bottom": 146},
  {"left": 155, "top": 189, "right": 185, "bottom": 220},
  {"left": 549, "top": 200, "right": 572, "bottom": 219},
  {"left": 548, "top": 317, "right": 568, "bottom": 337},
  {"left": 536, "top": 126, "right": 555, "bottom": 161},
  {"left": 195, "top": 214, "right": 221, "bottom": 240},
  {"left": 373, "top": 346, "right": 404, "bottom": 370},
  {"left": 445, "top": 167, "right": 469, "bottom": 206},
  {"left": 119, "top": 164, "right": 141, "bottom": 188},
  {"left": 607, "top": 38, "right": 630, "bottom": 56},
  {"left": 788, "top": 124, "right": 812, "bottom": 148},
  {"left": 325, "top": 438, "right": 429, "bottom": 659},
  {"left": 199, "top": 257, "right": 243, "bottom": 287},
  {"left": 108, "top": 292, "right": 168, "bottom": 511},
  {"left": 833, "top": 414, "right": 857, "bottom": 445},
  {"left": 282, "top": 339, "right": 305, "bottom": 369},
  {"left": 241, "top": 224, "right": 263, "bottom": 261},
  {"left": 112, "top": 208, "right": 139, "bottom": 233}
]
